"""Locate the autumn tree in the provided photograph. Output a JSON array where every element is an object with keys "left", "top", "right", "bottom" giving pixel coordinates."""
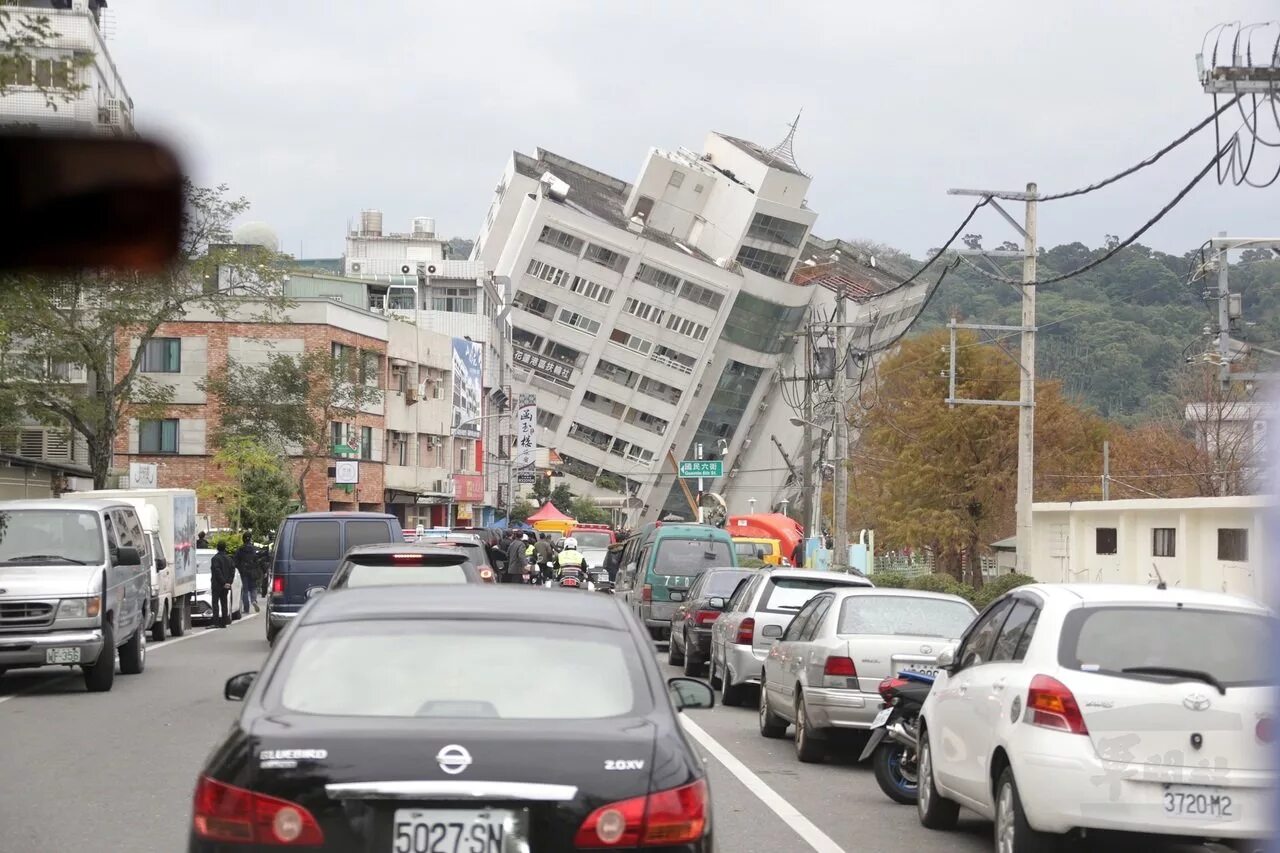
[
  {"left": 0, "top": 183, "right": 289, "bottom": 487},
  {"left": 202, "top": 349, "right": 383, "bottom": 508},
  {"left": 849, "top": 330, "right": 1107, "bottom": 584}
]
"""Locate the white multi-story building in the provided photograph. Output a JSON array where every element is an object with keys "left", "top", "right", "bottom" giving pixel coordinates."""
[
  {"left": 0, "top": 0, "right": 132, "bottom": 134},
  {"left": 474, "top": 131, "right": 941, "bottom": 526}
]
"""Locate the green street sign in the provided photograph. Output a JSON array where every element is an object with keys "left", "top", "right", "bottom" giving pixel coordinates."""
[{"left": 678, "top": 460, "right": 723, "bottom": 478}]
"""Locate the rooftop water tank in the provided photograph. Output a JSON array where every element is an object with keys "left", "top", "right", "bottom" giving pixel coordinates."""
[
  {"left": 360, "top": 209, "right": 383, "bottom": 236},
  {"left": 412, "top": 217, "right": 436, "bottom": 238}
]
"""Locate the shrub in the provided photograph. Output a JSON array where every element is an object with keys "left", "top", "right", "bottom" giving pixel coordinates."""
[{"left": 973, "top": 572, "right": 1036, "bottom": 609}]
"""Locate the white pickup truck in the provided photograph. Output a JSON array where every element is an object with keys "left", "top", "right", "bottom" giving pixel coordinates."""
[{"left": 70, "top": 489, "right": 199, "bottom": 640}]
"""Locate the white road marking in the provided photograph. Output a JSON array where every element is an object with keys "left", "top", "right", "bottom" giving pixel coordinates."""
[
  {"left": 0, "top": 612, "right": 261, "bottom": 706},
  {"left": 680, "top": 715, "right": 847, "bottom": 853}
]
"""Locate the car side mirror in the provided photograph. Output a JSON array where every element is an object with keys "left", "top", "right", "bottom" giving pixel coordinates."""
[
  {"left": 155, "top": 556, "right": 167, "bottom": 570},
  {"left": 936, "top": 646, "right": 957, "bottom": 670},
  {"left": 224, "top": 671, "right": 256, "bottom": 701},
  {"left": 669, "top": 590, "right": 686, "bottom": 602},
  {"left": 114, "top": 546, "right": 140, "bottom": 566},
  {"left": 708, "top": 596, "right": 727, "bottom": 610},
  {"left": 761, "top": 624, "right": 783, "bottom": 639},
  {"left": 667, "top": 677, "right": 715, "bottom": 711}
]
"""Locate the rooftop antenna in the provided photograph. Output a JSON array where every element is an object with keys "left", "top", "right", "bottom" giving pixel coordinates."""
[{"left": 762, "top": 109, "right": 808, "bottom": 177}]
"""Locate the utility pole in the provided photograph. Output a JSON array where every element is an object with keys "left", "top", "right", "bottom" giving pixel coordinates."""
[
  {"left": 801, "top": 337, "right": 814, "bottom": 543},
  {"left": 831, "top": 283, "right": 849, "bottom": 572},
  {"left": 1102, "top": 440, "right": 1110, "bottom": 500},
  {"left": 947, "top": 183, "right": 1039, "bottom": 575},
  {"left": 695, "top": 442, "right": 704, "bottom": 524}
]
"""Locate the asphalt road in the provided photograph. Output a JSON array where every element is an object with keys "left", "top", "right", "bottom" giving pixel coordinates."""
[{"left": 0, "top": 613, "right": 1242, "bottom": 853}]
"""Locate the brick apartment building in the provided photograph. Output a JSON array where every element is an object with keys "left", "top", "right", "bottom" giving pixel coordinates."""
[{"left": 113, "top": 298, "right": 469, "bottom": 529}]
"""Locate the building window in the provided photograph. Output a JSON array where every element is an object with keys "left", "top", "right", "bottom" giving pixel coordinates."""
[
  {"left": 359, "top": 351, "right": 379, "bottom": 387},
  {"left": 693, "top": 183, "right": 704, "bottom": 194},
  {"left": 678, "top": 280, "right": 725, "bottom": 311},
  {"left": 512, "top": 327, "right": 544, "bottom": 351},
  {"left": 567, "top": 275, "right": 615, "bottom": 304},
  {"left": 1096, "top": 528, "right": 1117, "bottom": 555},
  {"left": 721, "top": 290, "right": 806, "bottom": 354},
  {"left": 526, "top": 258, "right": 568, "bottom": 287},
  {"left": 735, "top": 245, "right": 794, "bottom": 279},
  {"left": 746, "top": 212, "right": 807, "bottom": 248},
  {"left": 331, "top": 421, "right": 352, "bottom": 450},
  {"left": 637, "top": 376, "right": 681, "bottom": 404},
  {"left": 431, "top": 286, "right": 476, "bottom": 313},
  {"left": 538, "top": 225, "right": 584, "bottom": 255},
  {"left": 1, "top": 58, "right": 71, "bottom": 89},
  {"left": 360, "top": 426, "right": 373, "bottom": 461},
  {"left": 1218, "top": 528, "right": 1249, "bottom": 561},
  {"left": 665, "top": 315, "right": 710, "bottom": 342},
  {"left": 583, "top": 244, "right": 629, "bottom": 273},
  {"left": 651, "top": 343, "right": 696, "bottom": 374},
  {"left": 1152, "top": 528, "right": 1176, "bottom": 558},
  {"left": 139, "top": 419, "right": 178, "bottom": 454},
  {"left": 140, "top": 338, "right": 181, "bottom": 373},
  {"left": 513, "top": 291, "right": 555, "bottom": 320},
  {"left": 624, "top": 296, "right": 666, "bottom": 326},
  {"left": 557, "top": 309, "right": 602, "bottom": 335},
  {"left": 668, "top": 171, "right": 685, "bottom": 189},
  {"left": 609, "top": 328, "right": 653, "bottom": 355},
  {"left": 536, "top": 410, "right": 562, "bottom": 431},
  {"left": 595, "top": 359, "right": 638, "bottom": 389},
  {"left": 569, "top": 422, "right": 612, "bottom": 450},
  {"left": 635, "top": 263, "right": 681, "bottom": 294},
  {"left": 544, "top": 341, "right": 581, "bottom": 366}
]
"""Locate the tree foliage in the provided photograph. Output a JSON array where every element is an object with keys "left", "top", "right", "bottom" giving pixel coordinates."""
[
  {"left": 202, "top": 349, "right": 383, "bottom": 508},
  {"left": 569, "top": 496, "right": 611, "bottom": 525},
  {"left": 507, "top": 500, "right": 535, "bottom": 525},
  {"left": 198, "top": 437, "right": 295, "bottom": 535},
  {"left": 0, "top": 182, "right": 290, "bottom": 487}
]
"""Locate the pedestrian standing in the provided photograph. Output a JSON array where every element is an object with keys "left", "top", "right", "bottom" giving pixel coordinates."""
[
  {"left": 505, "top": 532, "right": 527, "bottom": 584},
  {"left": 196, "top": 531, "right": 208, "bottom": 550},
  {"left": 210, "top": 541, "right": 236, "bottom": 628},
  {"left": 235, "top": 533, "right": 260, "bottom": 614}
]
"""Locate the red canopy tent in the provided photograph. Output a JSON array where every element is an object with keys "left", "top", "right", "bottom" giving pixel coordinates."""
[{"left": 527, "top": 501, "right": 575, "bottom": 534}]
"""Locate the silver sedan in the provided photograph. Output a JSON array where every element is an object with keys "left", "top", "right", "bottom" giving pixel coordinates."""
[{"left": 758, "top": 586, "right": 976, "bottom": 763}]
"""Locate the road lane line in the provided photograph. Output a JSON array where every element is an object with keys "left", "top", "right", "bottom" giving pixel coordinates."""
[
  {"left": 0, "top": 612, "right": 261, "bottom": 706},
  {"left": 680, "top": 715, "right": 847, "bottom": 853}
]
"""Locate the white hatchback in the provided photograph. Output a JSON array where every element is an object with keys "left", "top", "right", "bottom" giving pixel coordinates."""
[{"left": 916, "top": 583, "right": 1276, "bottom": 852}]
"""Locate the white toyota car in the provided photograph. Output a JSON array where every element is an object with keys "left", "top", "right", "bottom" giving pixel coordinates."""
[{"left": 915, "top": 583, "right": 1275, "bottom": 852}]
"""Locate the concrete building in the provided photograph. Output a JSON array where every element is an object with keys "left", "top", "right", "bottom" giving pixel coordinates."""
[
  {"left": 0, "top": 0, "right": 132, "bottom": 135},
  {"left": 473, "top": 129, "right": 933, "bottom": 525},
  {"left": 1029, "top": 496, "right": 1273, "bottom": 603}
]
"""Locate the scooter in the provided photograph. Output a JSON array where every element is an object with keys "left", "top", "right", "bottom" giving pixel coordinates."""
[
  {"left": 591, "top": 569, "right": 614, "bottom": 594},
  {"left": 558, "top": 566, "right": 586, "bottom": 589},
  {"left": 858, "top": 671, "right": 935, "bottom": 804}
]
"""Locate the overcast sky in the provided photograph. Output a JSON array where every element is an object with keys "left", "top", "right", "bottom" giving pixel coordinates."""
[{"left": 111, "top": 0, "right": 1276, "bottom": 260}]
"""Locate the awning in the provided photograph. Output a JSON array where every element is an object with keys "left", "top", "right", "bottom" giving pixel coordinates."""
[{"left": 385, "top": 488, "right": 450, "bottom": 506}]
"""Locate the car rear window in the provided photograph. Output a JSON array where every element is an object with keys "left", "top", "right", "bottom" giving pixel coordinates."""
[
  {"left": 1060, "top": 606, "right": 1278, "bottom": 687},
  {"left": 838, "top": 595, "right": 975, "bottom": 638},
  {"left": 338, "top": 559, "right": 472, "bottom": 588},
  {"left": 345, "top": 519, "right": 395, "bottom": 549},
  {"left": 275, "top": 621, "right": 644, "bottom": 719},
  {"left": 574, "top": 531, "right": 612, "bottom": 549},
  {"left": 291, "top": 521, "right": 340, "bottom": 560},
  {"left": 704, "top": 570, "right": 754, "bottom": 597},
  {"left": 761, "top": 577, "right": 865, "bottom": 613},
  {"left": 734, "top": 541, "right": 774, "bottom": 557},
  {"left": 653, "top": 539, "right": 733, "bottom": 575}
]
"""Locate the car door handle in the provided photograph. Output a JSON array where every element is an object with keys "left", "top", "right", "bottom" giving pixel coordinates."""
[
  {"left": 992, "top": 679, "right": 1006, "bottom": 692},
  {"left": 957, "top": 682, "right": 968, "bottom": 695}
]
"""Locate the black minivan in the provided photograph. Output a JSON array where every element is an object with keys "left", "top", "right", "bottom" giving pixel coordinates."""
[{"left": 264, "top": 512, "right": 401, "bottom": 643}]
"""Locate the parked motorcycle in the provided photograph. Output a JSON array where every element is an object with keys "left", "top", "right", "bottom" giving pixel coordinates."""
[{"left": 858, "top": 670, "right": 935, "bottom": 804}]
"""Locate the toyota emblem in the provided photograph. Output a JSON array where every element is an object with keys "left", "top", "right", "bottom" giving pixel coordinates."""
[
  {"left": 436, "top": 744, "right": 472, "bottom": 775},
  {"left": 920, "top": 645, "right": 933, "bottom": 655},
  {"left": 1183, "top": 693, "right": 1211, "bottom": 712}
]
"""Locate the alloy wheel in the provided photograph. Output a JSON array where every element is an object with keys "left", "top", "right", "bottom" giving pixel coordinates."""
[
  {"left": 996, "top": 779, "right": 1015, "bottom": 853},
  {"left": 918, "top": 738, "right": 933, "bottom": 815}
]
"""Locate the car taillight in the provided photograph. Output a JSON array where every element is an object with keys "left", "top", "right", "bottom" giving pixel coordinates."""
[
  {"left": 823, "top": 656, "right": 857, "bottom": 677},
  {"left": 1026, "top": 675, "right": 1089, "bottom": 734},
  {"left": 694, "top": 609, "right": 720, "bottom": 625},
  {"left": 479, "top": 567, "right": 494, "bottom": 582},
  {"left": 192, "top": 776, "right": 325, "bottom": 845},
  {"left": 391, "top": 554, "right": 424, "bottom": 562},
  {"left": 1257, "top": 716, "right": 1275, "bottom": 744},
  {"left": 878, "top": 676, "right": 908, "bottom": 701},
  {"left": 641, "top": 584, "right": 652, "bottom": 602},
  {"left": 271, "top": 576, "right": 284, "bottom": 595},
  {"left": 735, "top": 617, "right": 755, "bottom": 645},
  {"left": 574, "top": 779, "right": 707, "bottom": 848}
]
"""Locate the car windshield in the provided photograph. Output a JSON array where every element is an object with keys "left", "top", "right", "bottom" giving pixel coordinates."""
[
  {"left": 0, "top": 510, "right": 104, "bottom": 565},
  {"left": 761, "top": 578, "right": 865, "bottom": 613},
  {"left": 838, "top": 595, "right": 975, "bottom": 637},
  {"left": 1060, "top": 606, "right": 1278, "bottom": 687},
  {"left": 703, "top": 570, "right": 754, "bottom": 597},
  {"left": 573, "top": 532, "right": 612, "bottom": 549},
  {"left": 654, "top": 539, "right": 733, "bottom": 575},
  {"left": 275, "top": 620, "right": 643, "bottom": 719},
  {"left": 339, "top": 562, "right": 471, "bottom": 587}
]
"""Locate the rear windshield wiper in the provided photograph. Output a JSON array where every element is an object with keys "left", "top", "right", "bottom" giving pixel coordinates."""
[
  {"left": 1, "top": 554, "right": 89, "bottom": 565},
  {"left": 1120, "top": 666, "right": 1226, "bottom": 695}
]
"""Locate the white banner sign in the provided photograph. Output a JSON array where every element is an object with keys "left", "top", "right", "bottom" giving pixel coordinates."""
[
  {"left": 128, "top": 462, "right": 157, "bottom": 488},
  {"left": 334, "top": 460, "right": 359, "bottom": 485},
  {"left": 515, "top": 393, "right": 537, "bottom": 469}
]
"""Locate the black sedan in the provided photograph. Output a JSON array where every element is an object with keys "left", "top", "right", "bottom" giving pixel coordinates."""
[
  {"left": 327, "top": 544, "right": 485, "bottom": 590},
  {"left": 668, "top": 568, "right": 756, "bottom": 676},
  {"left": 192, "top": 586, "right": 716, "bottom": 851}
]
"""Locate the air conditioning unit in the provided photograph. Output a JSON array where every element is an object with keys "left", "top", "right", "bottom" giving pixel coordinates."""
[
  {"left": 405, "top": 386, "right": 419, "bottom": 404},
  {"left": 351, "top": 262, "right": 361, "bottom": 272},
  {"left": 400, "top": 264, "right": 412, "bottom": 275}
]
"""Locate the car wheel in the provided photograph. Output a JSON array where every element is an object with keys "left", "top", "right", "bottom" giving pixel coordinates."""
[
  {"left": 995, "top": 767, "right": 1061, "bottom": 853},
  {"left": 119, "top": 624, "right": 146, "bottom": 675},
  {"left": 917, "top": 727, "right": 960, "bottom": 830},
  {"left": 721, "top": 657, "right": 749, "bottom": 707},
  {"left": 708, "top": 650, "right": 723, "bottom": 689},
  {"left": 682, "top": 632, "right": 702, "bottom": 677},
  {"left": 150, "top": 605, "right": 167, "bottom": 642},
  {"left": 168, "top": 598, "right": 187, "bottom": 637},
  {"left": 82, "top": 621, "right": 116, "bottom": 692},
  {"left": 794, "top": 693, "right": 825, "bottom": 763},
  {"left": 758, "top": 686, "right": 787, "bottom": 738},
  {"left": 667, "top": 629, "right": 685, "bottom": 666}
]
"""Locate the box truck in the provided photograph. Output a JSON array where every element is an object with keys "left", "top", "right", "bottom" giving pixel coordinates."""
[{"left": 68, "top": 488, "right": 199, "bottom": 640}]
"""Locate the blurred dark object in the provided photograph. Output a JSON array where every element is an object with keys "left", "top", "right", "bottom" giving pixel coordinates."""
[{"left": 0, "top": 134, "right": 183, "bottom": 273}]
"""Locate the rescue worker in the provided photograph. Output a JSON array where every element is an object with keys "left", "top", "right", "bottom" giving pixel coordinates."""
[{"left": 556, "top": 537, "right": 588, "bottom": 586}]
